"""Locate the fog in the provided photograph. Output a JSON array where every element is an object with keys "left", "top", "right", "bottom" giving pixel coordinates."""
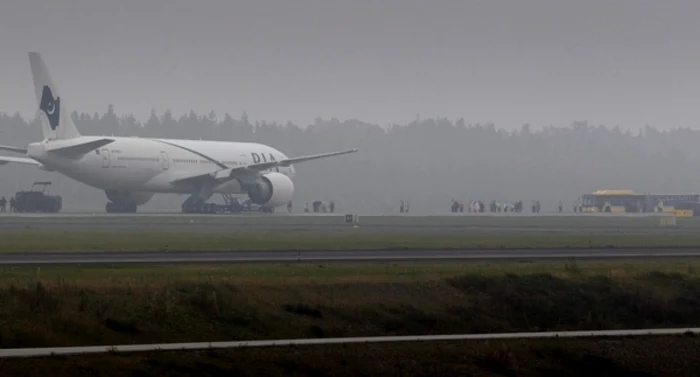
[
  {"left": 1, "top": 112, "right": 699, "bottom": 214},
  {"left": 1, "top": 0, "right": 700, "bottom": 213}
]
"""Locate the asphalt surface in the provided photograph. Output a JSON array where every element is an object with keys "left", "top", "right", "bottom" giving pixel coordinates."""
[
  {"left": 2, "top": 328, "right": 697, "bottom": 357},
  {"left": 0, "top": 212, "right": 692, "bottom": 232},
  {"left": 0, "top": 211, "right": 669, "bottom": 217},
  {"left": 2, "top": 247, "right": 700, "bottom": 266}
]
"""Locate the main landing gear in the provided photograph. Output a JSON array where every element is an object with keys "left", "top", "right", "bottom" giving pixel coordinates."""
[
  {"left": 180, "top": 193, "right": 276, "bottom": 214},
  {"left": 105, "top": 202, "right": 137, "bottom": 213},
  {"left": 181, "top": 193, "right": 213, "bottom": 213},
  {"left": 182, "top": 201, "right": 219, "bottom": 214}
]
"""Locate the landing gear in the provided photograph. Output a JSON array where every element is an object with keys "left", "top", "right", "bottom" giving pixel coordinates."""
[
  {"left": 103, "top": 190, "right": 151, "bottom": 213},
  {"left": 180, "top": 192, "right": 278, "bottom": 214},
  {"left": 105, "top": 202, "right": 137, "bottom": 213},
  {"left": 182, "top": 197, "right": 206, "bottom": 213},
  {"left": 181, "top": 192, "right": 215, "bottom": 213},
  {"left": 182, "top": 202, "right": 219, "bottom": 214}
]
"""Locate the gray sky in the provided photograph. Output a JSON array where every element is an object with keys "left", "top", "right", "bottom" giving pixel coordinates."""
[{"left": 1, "top": 0, "right": 699, "bottom": 129}]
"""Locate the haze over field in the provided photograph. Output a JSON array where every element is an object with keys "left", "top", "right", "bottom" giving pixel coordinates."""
[
  {"left": 1, "top": 0, "right": 699, "bottom": 213},
  {"left": 2, "top": 113, "right": 699, "bottom": 214},
  {"left": 2, "top": 0, "right": 700, "bottom": 128}
]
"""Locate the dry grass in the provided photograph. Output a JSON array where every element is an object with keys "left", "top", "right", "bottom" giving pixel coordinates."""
[
  {"left": 1, "top": 260, "right": 700, "bottom": 349},
  {"left": 1, "top": 261, "right": 700, "bottom": 376}
]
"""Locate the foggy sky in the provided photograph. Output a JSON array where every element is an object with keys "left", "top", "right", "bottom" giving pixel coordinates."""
[{"left": 1, "top": 0, "right": 700, "bottom": 130}]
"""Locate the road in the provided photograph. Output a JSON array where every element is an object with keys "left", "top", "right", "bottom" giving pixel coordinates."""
[
  {"left": 0, "top": 212, "right": 692, "bottom": 232},
  {"left": 2, "top": 247, "right": 700, "bottom": 266},
  {"left": 1, "top": 327, "right": 697, "bottom": 358}
]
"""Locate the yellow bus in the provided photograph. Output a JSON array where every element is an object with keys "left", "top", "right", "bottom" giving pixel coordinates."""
[{"left": 580, "top": 190, "right": 700, "bottom": 213}]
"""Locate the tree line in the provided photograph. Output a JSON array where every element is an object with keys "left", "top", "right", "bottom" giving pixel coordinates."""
[{"left": 0, "top": 106, "right": 699, "bottom": 214}]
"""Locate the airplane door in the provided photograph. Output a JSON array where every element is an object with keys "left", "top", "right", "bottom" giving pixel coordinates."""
[
  {"left": 160, "top": 151, "right": 169, "bottom": 170},
  {"left": 101, "top": 149, "right": 110, "bottom": 168}
]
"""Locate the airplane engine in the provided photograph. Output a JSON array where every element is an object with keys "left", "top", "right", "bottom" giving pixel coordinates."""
[
  {"left": 245, "top": 172, "right": 294, "bottom": 208},
  {"left": 105, "top": 189, "right": 155, "bottom": 205}
]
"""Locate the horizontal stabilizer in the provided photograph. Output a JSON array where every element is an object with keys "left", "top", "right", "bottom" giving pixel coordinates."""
[
  {"left": 171, "top": 148, "right": 358, "bottom": 187},
  {"left": 45, "top": 138, "right": 114, "bottom": 158},
  {"left": 0, "top": 156, "right": 40, "bottom": 166},
  {"left": 0, "top": 144, "right": 28, "bottom": 154}
]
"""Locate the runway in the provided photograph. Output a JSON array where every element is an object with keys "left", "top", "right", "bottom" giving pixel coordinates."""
[
  {"left": 2, "top": 247, "right": 700, "bottom": 266},
  {"left": 0, "top": 212, "right": 694, "bottom": 232},
  {"left": 0, "top": 211, "right": 671, "bottom": 217}
]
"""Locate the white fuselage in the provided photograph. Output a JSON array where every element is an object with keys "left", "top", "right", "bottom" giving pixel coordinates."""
[{"left": 26, "top": 136, "right": 295, "bottom": 194}]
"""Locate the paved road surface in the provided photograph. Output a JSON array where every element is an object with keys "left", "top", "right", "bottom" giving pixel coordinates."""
[
  {"left": 1, "top": 327, "right": 697, "bottom": 358},
  {"left": 2, "top": 247, "right": 700, "bottom": 266},
  {"left": 0, "top": 212, "right": 691, "bottom": 232}
]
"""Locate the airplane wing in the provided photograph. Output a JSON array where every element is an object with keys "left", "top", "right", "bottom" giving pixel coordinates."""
[
  {"left": 171, "top": 148, "right": 358, "bottom": 187},
  {"left": 239, "top": 148, "right": 359, "bottom": 171},
  {"left": 0, "top": 144, "right": 28, "bottom": 154},
  {"left": 0, "top": 156, "right": 40, "bottom": 166}
]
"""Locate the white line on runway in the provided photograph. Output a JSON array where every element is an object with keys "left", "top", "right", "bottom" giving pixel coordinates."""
[{"left": 2, "top": 327, "right": 698, "bottom": 358}]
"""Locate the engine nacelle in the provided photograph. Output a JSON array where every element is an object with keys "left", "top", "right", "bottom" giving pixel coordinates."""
[
  {"left": 245, "top": 172, "right": 294, "bottom": 207},
  {"left": 105, "top": 189, "right": 155, "bottom": 205}
]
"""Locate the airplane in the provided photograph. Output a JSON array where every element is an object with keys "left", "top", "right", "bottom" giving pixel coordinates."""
[{"left": 0, "top": 52, "right": 358, "bottom": 213}]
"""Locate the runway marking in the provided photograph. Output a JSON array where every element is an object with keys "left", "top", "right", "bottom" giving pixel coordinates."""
[{"left": 1, "top": 327, "right": 698, "bottom": 358}]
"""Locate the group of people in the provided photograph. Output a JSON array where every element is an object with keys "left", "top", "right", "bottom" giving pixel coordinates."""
[
  {"left": 399, "top": 200, "right": 410, "bottom": 213},
  {"left": 304, "top": 200, "right": 335, "bottom": 213},
  {"left": 447, "top": 199, "right": 538, "bottom": 213},
  {"left": 489, "top": 200, "right": 525, "bottom": 213},
  {"left": 0, "top": 196, "right": 13, "bottom": 212},
  {"left": 451, "top": 200, "right": 467, "bottom": 213},
  {"left": 450, "top": 200, "right": 526, "bottom": 213}
]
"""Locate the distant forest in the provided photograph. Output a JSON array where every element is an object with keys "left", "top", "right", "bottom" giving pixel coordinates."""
[{"left": 1, "top": 106, "right": 699, "bottom": 214}]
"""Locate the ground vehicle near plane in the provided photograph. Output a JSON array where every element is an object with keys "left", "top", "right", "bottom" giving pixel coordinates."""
[
  {"left": 0, "top": 53, "right": 357, "bottom": 214},
  {"left": 12, "top": 181, "right": 62, "bottom": 213},
  {"left": 580, "top": 189, "right": 700, "bottom": 213}
]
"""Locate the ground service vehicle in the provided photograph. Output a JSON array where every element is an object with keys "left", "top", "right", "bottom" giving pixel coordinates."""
[
  {"left": 580, "top": 189, "right": 700, "bottom": 213},
  {"left": 13, "top": 181, "right": 62, "bottom": 213}
]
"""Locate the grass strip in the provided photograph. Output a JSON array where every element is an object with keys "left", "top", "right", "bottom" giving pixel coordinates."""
[
  {"left": 1, "top": 228, "right": 700, "bottom": 252},
  {"left": 1, "top": 259, "right": 700, "bottom": 349}
]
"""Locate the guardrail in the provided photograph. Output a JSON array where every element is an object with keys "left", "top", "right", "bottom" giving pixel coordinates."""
[{"left": 1, "top": 328, "right": 699, "bottom": 358}]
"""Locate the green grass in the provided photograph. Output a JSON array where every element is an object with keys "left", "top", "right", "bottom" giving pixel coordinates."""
[
  {"left": 2, "top": 259, "right": 700, "bottom": 350},
  {"left": 6, "top": 258, "right": 700, "bottom": 282},
  {"left": 3, "top": 228, "right": 700, "bottom": 252}
]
